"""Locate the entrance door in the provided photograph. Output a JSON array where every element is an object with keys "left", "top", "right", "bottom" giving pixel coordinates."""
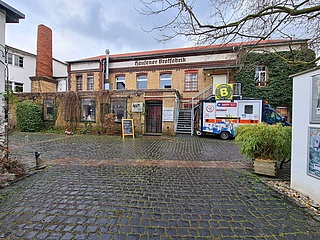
[
  {"left": 212, "top": 74, "right": 227, "bottom": 85},
  {"left": 146, "top": 101, "right": 162, "bottom": 133},
  {"left": 212, "top": 74, "right": 227, "bottom": 94}
]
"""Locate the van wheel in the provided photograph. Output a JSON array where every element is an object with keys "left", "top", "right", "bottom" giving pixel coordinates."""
[
  {"left": 220, "top": 132, "right": 230, "bottom": 140},
  {"left": 196, "top": 130, "right": 202, "bottom": 136}
]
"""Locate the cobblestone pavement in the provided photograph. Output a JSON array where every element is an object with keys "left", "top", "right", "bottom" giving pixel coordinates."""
[{"left": 0, "top": 132, "right": 319, "bottom": 239}]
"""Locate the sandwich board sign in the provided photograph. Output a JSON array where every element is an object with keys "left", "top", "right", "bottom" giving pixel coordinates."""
[{"left": 122, "top": 119, "right": 134, "bottom": 139}]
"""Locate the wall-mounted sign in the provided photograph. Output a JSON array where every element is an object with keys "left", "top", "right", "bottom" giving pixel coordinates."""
[
  {"left": 163, "top": 108, "right": 174, "bottom": 121},
  {"left": 132, "top": 102, "right": 143, "bottom": 112},
  {"left": 310, "top": 75, "right": 320, "bottom": 123},
  {"left": 215, "top": 84, "right": 233, "bottom": 100},
  {"left": 309, "top": 127, "right": 320, "bottom": 180}
]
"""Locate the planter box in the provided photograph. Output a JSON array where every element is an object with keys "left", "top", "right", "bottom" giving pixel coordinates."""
[{"left": 253, "top": 158, "right": 277, "bottom": 177}]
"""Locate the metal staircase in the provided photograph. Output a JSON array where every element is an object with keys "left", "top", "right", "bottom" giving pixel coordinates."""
[{"left": 176, "top": 109, "right": 192, "bottom": 134}]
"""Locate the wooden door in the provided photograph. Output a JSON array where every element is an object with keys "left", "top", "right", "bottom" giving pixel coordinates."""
[{"left": 146, "top": 102, "right": 162, "bottom": 133}]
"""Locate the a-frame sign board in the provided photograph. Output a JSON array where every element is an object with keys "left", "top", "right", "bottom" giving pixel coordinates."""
[{"left": 122, "top": 119, "right": 134, "bottom": 139}]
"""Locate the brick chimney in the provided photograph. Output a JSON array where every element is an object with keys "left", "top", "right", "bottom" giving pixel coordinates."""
[
  {"left": 36, "top": 24, "right": 52, "bottom": 77},
  {"left": 30, "top": 24, "right": 56, "bottom": 92}
]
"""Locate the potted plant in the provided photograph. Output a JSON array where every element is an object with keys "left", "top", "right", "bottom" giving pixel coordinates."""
[{"left": 235, "top": 123, "right": 292, "bottom": 176}]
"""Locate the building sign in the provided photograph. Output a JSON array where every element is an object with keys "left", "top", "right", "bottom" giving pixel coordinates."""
[
  {"left": 110, "top": 53, "right": 237, "bottom": 69},
  {"left": 215, "top": 84, "right": 233, "bottom": 100},
  {"left": 163, "top": 108, "right": 174, "bottom": 121},
  {"left": 132, "top": 102, "right": 143, "bottom": 112},
  {"left": 309, "top": 127, "right": 320, "bottom": 179},
  {"left": 311, "top": 75, "right": 320, "bottom": 123},
  {"left": 135, "top": 57, "right": 186, "bottom": 66}
]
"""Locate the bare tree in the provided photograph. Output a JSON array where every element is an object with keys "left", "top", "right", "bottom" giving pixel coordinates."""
[{"left": 138, "top": 0, "right": 320, "bottom": 59}]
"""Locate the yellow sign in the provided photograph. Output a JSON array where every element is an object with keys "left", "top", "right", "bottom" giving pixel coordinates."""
[{"left": 215, "top": 84, "right": 233, "bottom": 100}]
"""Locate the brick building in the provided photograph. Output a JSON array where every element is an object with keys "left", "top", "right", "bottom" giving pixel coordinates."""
[{"left": 64, "top": 39, "right": 307, "bottom": 135}]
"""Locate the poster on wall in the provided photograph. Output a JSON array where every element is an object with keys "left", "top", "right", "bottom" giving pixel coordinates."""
[
  {"left": 308, "top": 127, "right": 320, "bottom": 180},
  {"left": 310, "top": 75, "right": 320, "bottom": 123},
  {"left": 163, "top": 108, "right": 174, "bottom": 121}
]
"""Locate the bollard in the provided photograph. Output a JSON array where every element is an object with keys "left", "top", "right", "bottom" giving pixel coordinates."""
[{"left": 35, "top": 152, "right": 46, "bottom": 170}]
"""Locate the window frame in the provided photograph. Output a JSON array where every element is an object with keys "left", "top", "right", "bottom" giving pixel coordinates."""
[
  {"left": 8, "top": 81, "right": 23, "bottom": 93},
  {"left": 81, "top": 98, "right": 96, "bottom": 122},
  {"left": 76, "top": 75, "right": 83, "bottom": 91},
  {"left": 14, "top": 82, "right": 23, "bottom": 93},
  {"left": 87, "top": 75, "right": 94, "bottom": 91},
  {"left": 137, "top": 74, "right": 148, "bottom": 89},
  {"left": 14, "top": 55, "right": 23, "bottom": 67},
  {"left": 160, "top": 73, "right": 172, "bottom": 89},
  {"left": 111, "top": 98, "right": 127, "bottom": 122},
  {"left": 184, "top": 70, "right": 198, "bottom": 91},
  {"left": 43, "top": 99, "right": 55, "bottom": 121},
  {"left": 116, "top": 75, "right": 126, "bottom": 90},
  {"left": 254, "top": 65, "right": 268, "bottom": 87},
  {"left": 6, "top": 53, "right": 13, "bottom": 65}
]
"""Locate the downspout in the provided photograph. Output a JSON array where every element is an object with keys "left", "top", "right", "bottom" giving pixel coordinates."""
[
  {"left": 100, "top": 59, "right": 105, "bottom": 90},
  {"left": 105, "top": 49, "right": 110, "bottom": 90}
]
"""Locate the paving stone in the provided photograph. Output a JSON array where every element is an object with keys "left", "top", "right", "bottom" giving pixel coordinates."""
[
  {"left": 0, "top": 132, "right": 319, "bottom": 239},
  {"left": 35, "top": 231, "right": 50, "bottom": 240}
]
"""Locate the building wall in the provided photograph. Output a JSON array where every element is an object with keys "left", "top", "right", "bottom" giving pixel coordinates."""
[
  {"left": 11, "top": 89, "right": 178, "bottom": 135},
  {"left": 291, "top": 67, "right": 320, "bottom": 204},
  {"left": 53, "top": 59, "right": 68, "bottom": 78},
  {"left": 6, "top": 46, "right": 67, "bottom": 93},
  {"left": 7, "top": 48, "right": 35, "bottom": 92},
  {"left": 31, "top": 77, "right": 57, "bottom": 93}
]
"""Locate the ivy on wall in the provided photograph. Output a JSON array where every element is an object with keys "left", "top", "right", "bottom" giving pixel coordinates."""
[{"left": 235, "top": 49, "right": 316, "bottom": 112}]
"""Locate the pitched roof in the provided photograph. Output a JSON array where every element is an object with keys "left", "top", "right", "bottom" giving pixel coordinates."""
[
  {"left": 69, "top": 39, "right": 308, "bottom": 63},
  {"left": 0, "top": 0, "right": 25, "bottom": 23}
]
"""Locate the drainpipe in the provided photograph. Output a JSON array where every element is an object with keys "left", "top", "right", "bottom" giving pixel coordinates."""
[
  {"left": 105, "top": 49, "right": 110, "bottom": 90},
  {"left": 100, "top": 59, "right": 105, "bottom": 89}
]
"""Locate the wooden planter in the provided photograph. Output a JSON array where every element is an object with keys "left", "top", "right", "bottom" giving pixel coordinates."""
[{"left": 253, "top": 158, "right": 277, "bottom": 177}]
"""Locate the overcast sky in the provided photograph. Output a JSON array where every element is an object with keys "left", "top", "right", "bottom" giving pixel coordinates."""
[{"left": 4, "top": 0, "right": 192, "bottom": 62}]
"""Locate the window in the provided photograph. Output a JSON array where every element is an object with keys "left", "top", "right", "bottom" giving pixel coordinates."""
[
  {"left": 15, "top": 82, "right": 23, "bottom": 92},
  {"left": 43, "top": 99, "right": 54, "bottom": 121},
  {"left": 7, "top": 82, "right": 12, "bottom": 91},
  {"left": 87, "top": 75, "right": 94, "bottom": 91},
  {"left": 185, "top": 71, "right": 198, "bottom": 91},
  {"left": 81, "top": 99, "right": 96, "bottom": 121},
  {"left": 160, "top": 73, "right": 172, "bottom": 88},
  {"left": 254, "top": 66, "right": 268, "bottom": 87},
  {"left": 8, "top": 81, "right": 23, "bottom": 92},
  {"left": 264, "top": 110, "right": 283, "bottom": 124},
  {"left": 244, "top": 105, "right": 253, "bottom": 114},
  {"left": 76, "top": 76, "right": 83, "bottom": 91},
  {"left": 6, "top": 53, "right": 12, "bottom": 65},
  {"left": 14, "top": 55, "right": 23, "bottom": 67},
  {"left": 116, "top": 76, "right": 125, "bottom": 90},
  {"left": 137, "top": 75, "right": 148, "bottom": 89},
  {"left": 6, "top": 53, "right": 23, "bottom": 67},
  {"left": 111, "top": 98, "right": 127, "bottom": 122}
]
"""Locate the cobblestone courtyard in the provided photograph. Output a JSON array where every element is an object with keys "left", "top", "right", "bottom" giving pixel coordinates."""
[{"left": 0, "top": 132, "right": 319, "bottom": 239}]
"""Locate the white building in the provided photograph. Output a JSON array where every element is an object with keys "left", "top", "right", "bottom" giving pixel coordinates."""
[
  {"left": 0, "top": 0, "right": 24, "bottom": 123},
  {"left": 292, "top": 66, "right": 320, "bottom": 204},
  {"left": 6, "top": 45, "right": 68, "bottom": 93}
]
